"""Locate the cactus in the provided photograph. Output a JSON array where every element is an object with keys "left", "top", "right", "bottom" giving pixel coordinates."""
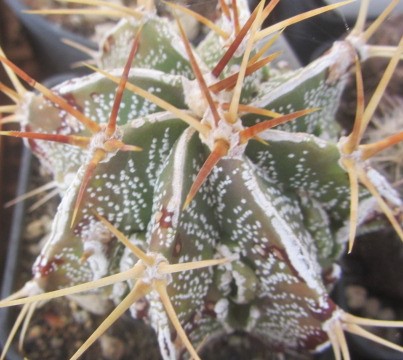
[{"left": 0, "top": 0, "right": 403, "bottom": 359}]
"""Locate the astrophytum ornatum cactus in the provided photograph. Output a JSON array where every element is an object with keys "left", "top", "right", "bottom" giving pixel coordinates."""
[{"left": 1, "top": 0, "right": 403, "bottom": 359}]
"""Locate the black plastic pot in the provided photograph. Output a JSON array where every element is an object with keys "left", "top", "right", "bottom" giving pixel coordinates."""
[
  {"left": 346, "top": 329, "right": 403, "bottom": 360},
  {"left": 0, "top": 74, "right": 75, "bottom": 360},
  {"left": 0, "top": 146, "right": 32, "bottom": 360},
  {"left": 257, "top": 0, "right": 348, "bottom": 65},
  {"left": 4, "top": 0, "right": 96, "bottom": 76}
]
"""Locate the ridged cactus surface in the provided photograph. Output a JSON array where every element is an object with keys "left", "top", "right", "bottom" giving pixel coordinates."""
[{"left": 0, "top": 0, "right": 402, "bottom": 359}]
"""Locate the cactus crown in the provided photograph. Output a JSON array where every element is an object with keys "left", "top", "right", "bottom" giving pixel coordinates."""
[{"left": 0, "top": 0, "right": 403, "bottom": 359}]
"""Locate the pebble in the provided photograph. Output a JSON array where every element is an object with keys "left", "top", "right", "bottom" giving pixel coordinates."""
[
  {"left": 99, "top": 334, "right": 125, "bottom": 360},
  {"left": 378, "top": 307, "right": 396, "bottom": 321},
  {"left": 345, "top": 285, "right": 367, "bottom": 309},
  {"left": 364, "top": 297, "right": 381, "bottom": 318},
  {"left": 27, "top": 325, "right": 42, "bottom": 340},
  {"left": 24, "top": 215, "right": 52, "bottom": 241}
]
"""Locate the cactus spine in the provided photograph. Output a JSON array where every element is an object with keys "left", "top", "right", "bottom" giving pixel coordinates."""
[{"left": 0, "top": 0, "right": 403, "bottom": 359}]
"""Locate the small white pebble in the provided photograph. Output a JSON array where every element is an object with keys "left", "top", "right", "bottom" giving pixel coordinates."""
[
  {"left": 378, "top": 307, "right": 396, "bottom": 321},
  {"left": 345, "top": 285, "right": 367, "bottom": 310},
  {"left": 99, "top": 335, "right": 125, "bottom": 360},
  {"left": 364, "top": 297, "right": 381, "bottom": 318}
]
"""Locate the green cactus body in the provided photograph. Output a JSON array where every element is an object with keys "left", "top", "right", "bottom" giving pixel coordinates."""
[{"left": 1, "top": 0, "right": 402, "bottom": 359}]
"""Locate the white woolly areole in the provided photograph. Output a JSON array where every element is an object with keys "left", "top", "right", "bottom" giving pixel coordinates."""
[
  {"left": 214, "top": 298, "right": 229, "bottom": 322},
  {"left": 337, "top": 135, "right": 363, "bottom": 164},
  {"left": 232, "top": 268, "right": 249, "bottom": 304},
  {"left": 321, "top": 308, "right": 343, "bottom": 333},
  {"left": 141, "top": 253, "right": 172, "bottom": 285},
  {"left": 246, "top": 306, "right": 261, "bottom": 331},
  {"left": 129, "top": 297, "right": 149, "bottom": 320},
  {"left": 180, "top": 71, "right": 249, "bottom": 157},
  {"left": 182, "top": 71, "right": 232, "bottom": 118},
  {"left": 112, "top": 235, "right": 145, "bottom": 302},
  {"left": 112, "top": 281, "right": 127, "bottom": 304},
  {"left": 345, "top": 33, "right": 368, "bottom": 61},
  {"left": 204, "top": 115, "right": 246, "bottom": 157},
  {"left": 217, "top": 269, "right": 232, "bottom": 296},
  {"left": 198, "top": 107, "right": 247, "bottom": 158},
  {"left": 88, "top": 125, "right": 123, "bottom": 163},
  {"left": 327, "top": 264, "right": 342, "bottom": 286},
  {"left": 215, "top": 245, "right": 240, "bottom": 294},
  {"left": 82, "top": 221, "right": 112, "bottom": 280},
  {"left": 19, "top": 91, "right": 35, "bottom": 128},
  {"left": 216, "top": 244, "right": 240, "bottom": 263},
  {"left": 21, "top": 279, "right": 44, "bottom": 296},
  {"left": 182, "top": 77, "right": 209, "bottom": 118},
  {"left": 83, "top": 244, "right": 109, "bottom": 280}
]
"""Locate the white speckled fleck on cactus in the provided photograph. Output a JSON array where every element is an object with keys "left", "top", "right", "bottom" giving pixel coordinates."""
[{"left": 1, "top": 0, "right": 403, "bottom": 359}]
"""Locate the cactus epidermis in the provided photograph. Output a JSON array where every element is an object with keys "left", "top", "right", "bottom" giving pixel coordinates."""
[{"left": 0, "top": 0, "right": 403, "bottom": 359}]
